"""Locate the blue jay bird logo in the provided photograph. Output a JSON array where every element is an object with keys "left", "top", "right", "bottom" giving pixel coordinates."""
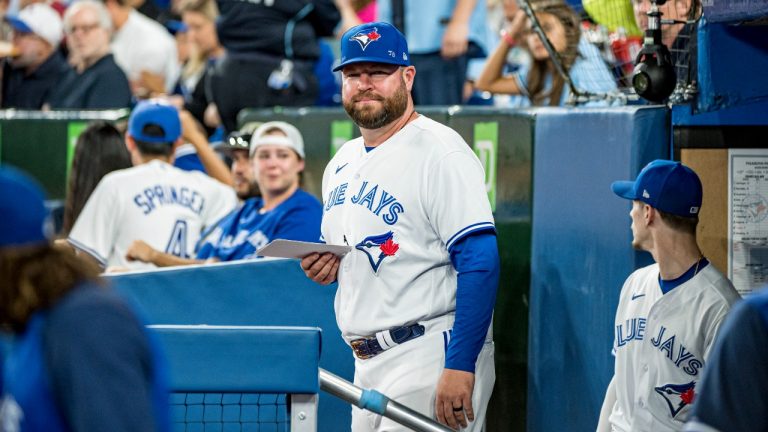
[
  {"left": 356, "top": 231, "right": 399, "bottom": 273},
  {"left": 350, "top": 29, "right": 381, "bottom": 51},
  {"left": 654, "top": 381, "right": 696, "bottom": 418}
]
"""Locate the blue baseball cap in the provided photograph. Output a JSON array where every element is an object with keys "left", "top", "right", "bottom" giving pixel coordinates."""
[
  {"left": 0, "top": 166, "right": 51, "bottom": 249},
  {"left": 333, "top": 21, "right": 410, "bottom": 72},
  {"left": 611, "top": 159, "right": 703, "bottom": 217},
  {"left": 128, "top": 100, "right": 182, "bottom": 144}
]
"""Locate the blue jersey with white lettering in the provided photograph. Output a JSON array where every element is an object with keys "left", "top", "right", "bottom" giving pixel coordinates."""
[
  {"left": 196, "top": 188, "right": 322, "bottom": 261},
  {"left": 0, "top": 283, "right": 170, "bottom": 432}
]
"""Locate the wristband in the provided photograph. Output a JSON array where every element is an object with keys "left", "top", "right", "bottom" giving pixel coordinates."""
[{"left": 500, "top": 29, "right": 516, "bottom": 47}]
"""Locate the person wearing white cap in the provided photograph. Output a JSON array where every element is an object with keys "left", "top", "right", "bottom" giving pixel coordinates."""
[
  {"left": 1, "top": 3, "right": 70, "bottom": 108},
  {"left": 126, "top": 120, "right": 322, "bottom": 266}
]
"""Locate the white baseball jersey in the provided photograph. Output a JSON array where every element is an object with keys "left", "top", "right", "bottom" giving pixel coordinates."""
[
  {"left": 68, "top": 160, "right": 237, "bottom": 270},
  {"left": 609, "top": 263, "right": 740, "bottom": 432},
  {"left": 321, "top": 115, "right": 495, "bottom": 340}
]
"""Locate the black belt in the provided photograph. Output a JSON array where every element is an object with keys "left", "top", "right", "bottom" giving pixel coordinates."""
[{"left": 350, "top": 324, "right": 426, "bottom": 360}]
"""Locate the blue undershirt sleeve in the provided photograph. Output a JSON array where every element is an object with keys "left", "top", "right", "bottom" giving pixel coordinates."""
[{"left": 445, "top": 230, "right": 500, "bottom": 372}]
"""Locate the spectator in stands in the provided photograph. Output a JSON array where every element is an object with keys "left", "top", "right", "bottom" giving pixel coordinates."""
[
  {"left": 177, "top": 0, "right": 223, "bottom": 135},
  {"left": 1, "top": 3, "right": 69, "bottom": 109},
  {"left": 46, "top": 0, "right": 132, "bottom": 110},
  {"left": 61, "top": 122, "right": 132, "bottom": 236},
  {"left": 210, "top": 0, "right": 340, "bottom": 133},
  {"left": 126, "top": 121, "right": 322, "bottom": 266},
  {"left": 476, "top": 1, "right": 617, "bottom": 106},
  {"left": 101, "top": 0, "right": 179, "bottom": 97},
  {"left": 0, "top": 166, "right": 171, "bottom": 431},
  {"left": 377, "top": 0, "right": 489, "bottom": 105},
  {"left": 65, "top": 100, "right": 237, "bottom": 272}
]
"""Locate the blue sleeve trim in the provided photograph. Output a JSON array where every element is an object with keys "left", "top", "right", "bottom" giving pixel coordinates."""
[
  {"left": 446, "top": 222, "right": 496, "bottom": 250},
  {"left": 445, "top": 232, "right": 499, "bottom": 372},
  {"left": 67, "top": 238, "right": 107, "bottom": 267}
]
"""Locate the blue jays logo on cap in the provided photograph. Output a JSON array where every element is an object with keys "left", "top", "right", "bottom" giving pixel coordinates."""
[
  {"left": 333, "top": 21, "right": 410, "bottom": 72},
  {"left": 355, "top": 231, "right": 399, "bottom": 274},
  {"left": 351, "top": 28, "right": 382, "bottom": 51},
  {"left": 655, "top": 381, "right": 696, "bottom": 418}
]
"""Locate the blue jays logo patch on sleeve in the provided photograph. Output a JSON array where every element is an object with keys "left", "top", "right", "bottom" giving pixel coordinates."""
[
  {"left": 654, "top": 381, "right": 696, "bottom": 418},
  {"left": 351, "top": 29, "right": 381, "bottom": 51},
  {"left": 356, "top": 231, "right": 399, "bottom": 273}
]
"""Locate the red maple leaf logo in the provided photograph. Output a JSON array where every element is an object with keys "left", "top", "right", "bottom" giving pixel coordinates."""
[
  {"left": 379, "top": 238, "right": 399, "bottom": 256},
  {"left": 367, "top": 31, "right": 381, "bottom": 41},
  {"left": 680, "top": 388, "right": 695, "bottom": 405}
]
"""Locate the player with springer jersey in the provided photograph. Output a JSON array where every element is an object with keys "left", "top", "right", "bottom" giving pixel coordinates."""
[
  {"left": 0, "top": 166, "right": 170, "bottom": 431},
  {"left": 597, "top": 160, "right": 740, "bottom": 432},
  {"left": 125, "top": 121, "right": 322, "bottom": 266},
  {"left": 301, "top": 22, "right": 499, "bottom": 431},
  {"left": 66, "top": 100, "right": 237, "bottom": 271}
]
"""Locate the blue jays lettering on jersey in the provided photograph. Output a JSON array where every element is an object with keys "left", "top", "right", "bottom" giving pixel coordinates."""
[
  {"left": 196, "top": 189, "right": 322, "bottom": 261},
  {"left": 325, "top": 181, "right": 403, "bottom": 225}
]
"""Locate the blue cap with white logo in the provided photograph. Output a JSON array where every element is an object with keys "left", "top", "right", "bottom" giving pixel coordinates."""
[
  {"left": 128, "top": 100, "right": 182, "bottom": 144},
  {"left": 333, "top": 21, "right": 410, "bottom": 72},
  {"left": 611, "top": 159, "right": 703, "bottom": 217},
  {"left": 0, "top": 166, "right": 51, "bottom": 249}
]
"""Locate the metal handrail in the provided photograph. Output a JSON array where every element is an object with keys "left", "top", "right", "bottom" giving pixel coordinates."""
[{"left": 319, "top": 369, "right": 453, "bottom": 432}]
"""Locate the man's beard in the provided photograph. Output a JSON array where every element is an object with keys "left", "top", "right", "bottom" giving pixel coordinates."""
[{"left": 343, "top": 79, "right": 408, "bottom": 130}]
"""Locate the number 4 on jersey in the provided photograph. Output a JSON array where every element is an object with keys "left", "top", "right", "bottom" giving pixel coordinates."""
[{"left": 165, "top": 220, "right": 189, "bottom": 258}]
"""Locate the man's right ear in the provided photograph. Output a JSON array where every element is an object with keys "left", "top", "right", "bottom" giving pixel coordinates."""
[{"left": 125, "top": 134, "right": 136, "bottom": 152}]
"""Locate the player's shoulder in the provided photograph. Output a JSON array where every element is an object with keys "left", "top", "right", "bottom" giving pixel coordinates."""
[
  {"left": 409, "top": 115, "right": 473, "bottom": 155},
  {"left": 693, "top": 264, "right": 741, "bottom": 306}
]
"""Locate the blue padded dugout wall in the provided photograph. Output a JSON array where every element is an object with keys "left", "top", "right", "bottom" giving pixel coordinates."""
[
  {"left": 528, "top": 106, "right": 668, "bottom": 432},
  {"left": 107, "top": 259, "right": 353, "bottom": 432}
]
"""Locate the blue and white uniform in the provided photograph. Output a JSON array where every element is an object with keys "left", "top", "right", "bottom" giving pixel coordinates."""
[
  {"left": 0, "top": 283, "right": 170, "bottom": 432},
  {"left": 196, "top": 189, "right": 322, "bottom": 261},
  {"left": 68, "top": 160, "right": 237, "bottom": 270},
  {"left": 609, "top": 262, "right": 740, "bottom": 432},
  {"left": 321, "top": 115, "right": 498, "bottom": 431}
]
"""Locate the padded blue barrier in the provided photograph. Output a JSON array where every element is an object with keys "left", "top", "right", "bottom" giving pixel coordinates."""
[
  {"left": 528, "top": 106, "right": 668, "bottom": 432},
  {"left": 107, "top": 259, "right": 352, "bottom": 431},
  {"left": 153, "top": 326, "right": 321, "bottom": 394},
  {"left": 697, "top": 19, "right": 768, "bottom": 113},
  {"left": 703, "top": 0, "right": 768, "bottom": 22}
]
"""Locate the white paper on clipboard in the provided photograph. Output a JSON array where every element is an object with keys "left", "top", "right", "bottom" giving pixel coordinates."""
[{"left": 256, "top": 239, "right": 351, "bottom": 259}]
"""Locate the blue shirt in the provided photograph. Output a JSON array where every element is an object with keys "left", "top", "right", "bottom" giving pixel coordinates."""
[
  {"left": 196, "top": 189, "right": 322, "bottom": 261},
  {"left": 686, "top": 289, "right": 768, "bottom": 432},
  {"left": 0, "top": 283, "right": 170, "bottom": 432},
  {"left": 377, "top": 0, "right": 488, "bottom": 54}
]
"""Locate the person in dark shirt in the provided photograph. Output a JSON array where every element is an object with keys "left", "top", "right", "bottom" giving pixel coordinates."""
[
  {"left": 210, "top": 0, "right": 340, "bottom": 132},
  {"left": 46, "top": 0, "right": 132, "bottom": 110},
  {"left": 0, "top": 166, "right": 171, "bottom": 432},
  {"left": 1, "top": 3, "right": 71, "bottom": 109}
]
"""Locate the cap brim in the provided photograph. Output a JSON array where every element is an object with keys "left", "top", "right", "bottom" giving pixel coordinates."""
[
  {"left": 333, "top": 57, "right": 408, "bottom": 72},
  {"left": 611, "top": 181, "right": 637, "bottom": 200},
  {"left": 6, "top": 17, "right": 33, "bottom": 34}
]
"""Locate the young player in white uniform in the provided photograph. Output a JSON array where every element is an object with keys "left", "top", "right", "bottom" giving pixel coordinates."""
[
  {"left": 597, "top": 160, "right": 740, "bottom": 432},
  {"left": 67, "top": 100, "right": 236, "bottom": 271},
  {"left": 301, "top": 22, "right": 500, "bottom": 431}
]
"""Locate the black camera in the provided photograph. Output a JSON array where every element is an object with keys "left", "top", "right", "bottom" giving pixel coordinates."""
[{"left": 632, "top": 0, "right": 677, "bottom": 103}]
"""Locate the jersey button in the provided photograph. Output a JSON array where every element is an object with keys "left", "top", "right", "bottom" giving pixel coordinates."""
[
  {"left": 354, "top": 174, "right": 360, "bottom": 179},
  {"left": 638, "top": 399, "right": 645, "bottom": 408},
  {"left": 643, "top": 364, "right": 649, "bottom": 372}
]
